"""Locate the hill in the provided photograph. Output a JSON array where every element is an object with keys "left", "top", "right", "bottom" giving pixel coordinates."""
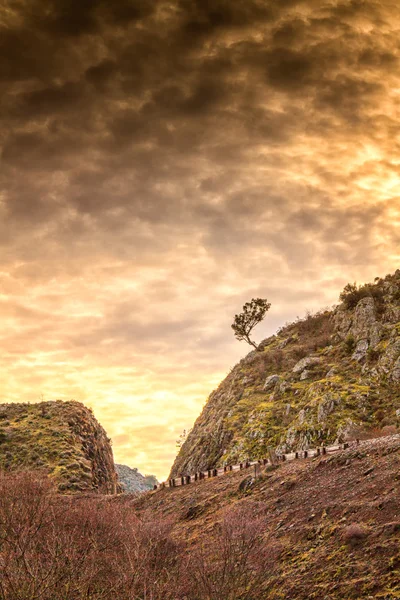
[
  {"left": 135, "top": 434, "right": 400, "bottom": 599},
  {"left": 171, "top": 270, "right": 400, "bottom": 478},
  {"left": 115, "top": 464, "right": 158, "bottom": 493},
  {"left": 0, "top": 400, "right": 120, "bottom": 493}
]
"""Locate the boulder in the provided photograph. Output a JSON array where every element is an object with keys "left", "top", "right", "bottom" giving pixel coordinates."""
[
  {"left": 293, "top": 356, "right": 321, "bottom": 374},
  {"left": 239, "top": 476, "right": 255, "bottom": 493},
  {"left": 317, "top": 395, "right": 336, "bottom": 423},
  {"left": 392, "top": 357, "right": 400, "bottom": 383},
  {"left": 263, "top": 374, "right": 281, "bottom": 391},
  {"left": 352, "top": 339, "right": 369, "bottom": 362},
  {"left": 278, "top": 336, "right": 294, "bottom": 350}
]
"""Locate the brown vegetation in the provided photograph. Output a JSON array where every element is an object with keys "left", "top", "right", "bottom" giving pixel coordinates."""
[
  {"left": 0, "top": 471, "right": 279, "bottom": 600},
  {"left": 2, "top": 436, "right": 400, "bottom": 599},
  {"left": 137, "top": 435, "right": 400, "bottom": 600}
]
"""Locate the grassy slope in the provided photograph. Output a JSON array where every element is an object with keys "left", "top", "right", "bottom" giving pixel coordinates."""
[{"left": 136, "top": 435, "right": 400, "bottom": 599}]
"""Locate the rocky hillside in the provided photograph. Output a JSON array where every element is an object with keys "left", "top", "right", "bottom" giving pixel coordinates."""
[
  {"left": 137, "top": 435, "right": 400, "bottom": 599},
  {"left": 170, "top": 270, "right": 400, "bottom": 478},
  {"left": 0, "top": 400, "right": 120, "bottom": 494},
  {"left": 115, "top": 464, "right": 158, "bottom": 493}
]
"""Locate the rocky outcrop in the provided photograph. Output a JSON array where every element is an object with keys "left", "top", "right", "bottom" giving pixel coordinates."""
[
  {"left": 263, "top": 375, "right": 281, "bottom": 390},
  {"left": 115, "top": 464, "right": 158, "bottom": 493},
  {"left": 293, "top": 356, "right": 321, "bottom": 374},
  {"left": 0, "top": 400, "right": 120, "bottom": 494},
  {"left": 170, "top": 270, "right": 400, "bottom": 478},
  {"left": 334, "top": 296, "right": 382, "bottom": 348}
]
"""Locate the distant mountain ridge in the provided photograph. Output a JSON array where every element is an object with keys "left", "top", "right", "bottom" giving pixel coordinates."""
[
  {"left": 170, "top": 270, "right": 400, "bottom": 478},
  {"left": 115, "top": 464, "right": 158, "bottom": 493}
]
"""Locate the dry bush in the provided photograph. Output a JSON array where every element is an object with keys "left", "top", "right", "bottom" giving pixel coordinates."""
[
  {"left": 251, "top": 349, "right": 284, "bottom": 378},
  {"left": 295, "top": 310, "right": 334, "bottom": 353},
  {"left": 0, "top": 473, "right": 281, "bottom": 600},
  {"left": 342, "top": 523, "right": 369, "bottom": 547},
  {"left": 186, "top": 503, "right": 279, "bottom": 600},
  {"left": 0, "top": 472, "right": 184, "bottom": 600}
]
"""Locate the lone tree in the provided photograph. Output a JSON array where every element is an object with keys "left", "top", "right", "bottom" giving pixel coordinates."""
[{"left": 231, "top": 298, "right": 271, "bottom": 351}]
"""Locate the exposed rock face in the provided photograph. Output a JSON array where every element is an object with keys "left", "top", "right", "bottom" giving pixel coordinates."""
[
  {"left": 293, "top": 356, "right": 321, "bottom": 374},
  {"left": 352, "top": 339, "right": 369, "bottom": 362},
  {"left": 115, "top": 464, "right": 158, "bottom": 493},
  {"left": 170, "top": 271, "right": 400, "bottom": 478},
  {"left": 263, "top": 375, "right": 281, "bottom": 390},
  {"left": 334, "top": 296, "right": 381, "bottom": 346},
  {"left": 393, "top": 357, "right": 400, "bottom": 383},
  {"left": 0, "top": 400, "right": 120, "bottom": 494}
]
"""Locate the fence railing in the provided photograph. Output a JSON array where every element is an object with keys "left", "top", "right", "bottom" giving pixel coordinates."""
[{"left": 153, "top": 442, "right": 355, "bottom": 491}]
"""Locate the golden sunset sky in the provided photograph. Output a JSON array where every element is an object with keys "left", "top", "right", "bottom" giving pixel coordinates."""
[{"left": 0, "top": 0, "right": 399, "bottom": 480}]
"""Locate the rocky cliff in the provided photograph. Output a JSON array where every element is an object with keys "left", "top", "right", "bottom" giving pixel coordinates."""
[
  {"left": 170, "top": 270, "right": 400, "bottom": 478},
  {"left": 115, "top": 464, "right": 158, "bottom": 493},
  {"left": 0, "top": 400, "right": 120, "bottom": 493}
]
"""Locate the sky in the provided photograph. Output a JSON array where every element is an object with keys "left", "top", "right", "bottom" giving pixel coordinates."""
[{"left": 0, "top": 0, "right": 399, "bottom": 481}]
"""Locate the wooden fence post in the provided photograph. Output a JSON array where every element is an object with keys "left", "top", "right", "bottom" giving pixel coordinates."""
[
  {"left": 295, "top": 452, "right": 299, "bottom": 459},
  {"left": 316, "top": 448, "right": 321, "bottom": 456},
  {"left": 322, "top": 447, "right": 327, "bottom": 455},
  {"left": 304, "top": 450, "right": 308, "bottom": 458},
  {"left": 229, "top": 465, "right": 233, "bottom": 472},
  {"left": 181, "top": 476, "right": 185, "bottom": 486},
  {"left": 240, "top": 463, "right": 243, "bottom": 470},
  {"left": 208, "top": 470, "right": 212, "bottom": 478}
]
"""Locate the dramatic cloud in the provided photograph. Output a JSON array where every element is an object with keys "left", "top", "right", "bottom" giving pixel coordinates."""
[{"left": 0, "top": 0, "right": 399, "bottom": 479}]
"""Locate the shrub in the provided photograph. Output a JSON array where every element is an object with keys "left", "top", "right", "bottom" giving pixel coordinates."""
[
  {"left": 344, "top": 334, "right": 356, "bottom": 354},
  {"left": 367, "top": 347, "right": 381, "bottom": 364},
  {"left": 339, "top": 282, "right": 386, "bottom": 312},
  {"left": 342, "top": 523, "right": 368, "bottom": 547},
  {"left": 0, "top": 473, "right": 282, "bottom": 600},
  {"left": 186, "top": 503, "right": 279, "bottom": 600},
  {"left": 339, "top": 283, "right": 369, "bottom": 309}
]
